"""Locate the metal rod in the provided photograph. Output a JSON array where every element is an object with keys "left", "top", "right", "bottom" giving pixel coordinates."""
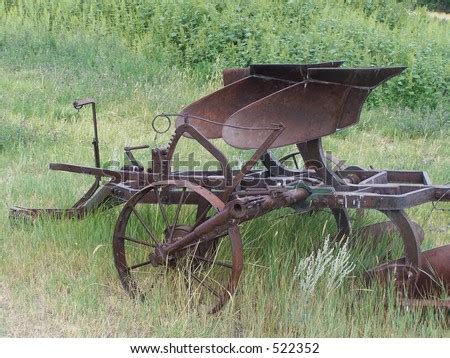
[
  {"left": 91, "top": 102, "right": 101, "bottom": 168},
  {"left": 73, "top": 98, "right": 101, "bottom": 169}
]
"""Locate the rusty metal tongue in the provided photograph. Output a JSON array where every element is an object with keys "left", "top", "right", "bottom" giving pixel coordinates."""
[
  {"left": 176, "top": 76, "right": 293, "bottom": 139},
  {"left": 222, "top": 67, "right": 406, "bottom": 149}
]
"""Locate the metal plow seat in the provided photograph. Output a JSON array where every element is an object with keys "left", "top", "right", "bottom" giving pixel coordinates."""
[
  {"left": 176, "top": 63, "right": 405, "bottom": 149},
  {"left": 175, "top": 62, "right": 343, "bottom": 139}
]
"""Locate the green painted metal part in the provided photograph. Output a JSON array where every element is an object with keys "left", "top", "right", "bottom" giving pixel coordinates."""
[{"left": 288, "top": 182, "right": 335, "bottom": 213}]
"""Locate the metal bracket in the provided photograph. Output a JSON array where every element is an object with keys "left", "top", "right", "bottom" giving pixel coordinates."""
[{"left": 289, "top": 182, "right": 334, "bottom": 212}]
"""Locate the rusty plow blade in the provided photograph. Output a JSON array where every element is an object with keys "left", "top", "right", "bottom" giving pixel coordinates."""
[
  {"left": 356, "top": 221, "right": 425, "bottom": 247},
  {"left": 365, "top": 244, "right": 450, "bottom": 312}
]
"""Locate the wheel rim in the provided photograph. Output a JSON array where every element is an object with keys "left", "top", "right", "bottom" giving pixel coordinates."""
[
  {"left": 380, "top": 210, "right": 422, "bottom": 269},
  {"left": 113, "top": 180, "right": 243, "bottom": 313},
  {"left": 279, "top": 151, "right": 344, "bottom": 171},
  {"left": 364, "top": 210, "right": 423, "bottom": 290}
]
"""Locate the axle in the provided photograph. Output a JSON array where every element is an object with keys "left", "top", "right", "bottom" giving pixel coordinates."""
[{"left": 150, "top": 188, "right": 310, "bottom": 265}]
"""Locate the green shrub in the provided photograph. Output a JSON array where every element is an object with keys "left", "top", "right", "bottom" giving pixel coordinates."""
[
  {"left": 0, "top": 0, "right": 448, "bottom": 108},
  {"left": 417, "top": 0, "right": 450, "bottom": 12}
]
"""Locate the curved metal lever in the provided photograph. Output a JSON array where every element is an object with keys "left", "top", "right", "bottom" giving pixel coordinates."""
[{"left": 73, "top": 98, "right": 96, "bottom": 110}]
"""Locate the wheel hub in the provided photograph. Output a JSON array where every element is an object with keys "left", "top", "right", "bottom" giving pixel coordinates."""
[{"left": 149, "top": 225, "right": 194, "bottom": 266}]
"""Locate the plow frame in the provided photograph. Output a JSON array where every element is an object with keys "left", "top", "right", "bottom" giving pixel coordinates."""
[{"left": 9, "top": 61, "right": 450, "bottom": 314}]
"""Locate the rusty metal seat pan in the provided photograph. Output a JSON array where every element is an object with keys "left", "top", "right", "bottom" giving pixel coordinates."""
[
  {"left": 222, "top": 67, "right": 405, "bottom": 149},
  {"left": 176, "top": 64, "right": 405, "bottom": 149},
  {"left": 176, "top": 62, "right": 344, "bottom": 139},
  {"left": 223, "top": 61, "right": 344, "bottom": 86}
]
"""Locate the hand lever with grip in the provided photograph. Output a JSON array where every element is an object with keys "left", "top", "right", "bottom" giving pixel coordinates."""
[
  {"left": 73, "top": 98, "right": 96, "bottom": 110},
  {"left": 73, "top": 98, "right": 101, "bottom": 168}
]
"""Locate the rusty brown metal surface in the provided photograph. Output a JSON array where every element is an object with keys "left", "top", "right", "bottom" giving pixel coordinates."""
[
  {"left": 223, "top": 67, "right": 406, "bottom": 149},
  {"left": 223, "top": 81, "right": 358, "bottom": 148},
  {"left": 182, "top": 62, "right": 350, "bottom": 140},
  {"left": 307, "top": 67, "right": 406, "bottom": 88},
  {"left": 366, "top": 244, "right": 450, "bottom": 296},
  {"left": 223, "top": 61, "right": 344, "bottom": 86},
  {"left": 176, "top": 76, "right": 293, "bottom": 139}
]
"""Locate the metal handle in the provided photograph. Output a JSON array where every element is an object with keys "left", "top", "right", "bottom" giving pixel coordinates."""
[
  {"left": 73, "top": 98, "right": 101, "bottom": 168},
  {"left": 73, "top": 98, "right": 96, "bottom": 110}
]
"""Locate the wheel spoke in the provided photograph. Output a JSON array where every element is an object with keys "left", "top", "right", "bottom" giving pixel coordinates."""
[
  {"left": 292, "top": 154, "right": 300, "bottom": 169},
  {"left": 155, "top": 187, "right": 170, "bottom": 228},
  {"left": 190, "top": 272, "right": 221, "bottom": 298},
  {"left": 168, "top": 187, "right": 187, "bottom": 241},
  {"left": 193, "top": 203, "right": 212, "bottom": 227},
  {"left": 128, "top": 260, "right": 153, "bottom": 271},
  {"left": 130, "top": 206, "right": 158, "bottom": 245},
  {"left": 192, "top": 254, "right": 232, "bottom": 269},
  {"left": 121, "top": 235, "right": 155, "bottom": 248}
]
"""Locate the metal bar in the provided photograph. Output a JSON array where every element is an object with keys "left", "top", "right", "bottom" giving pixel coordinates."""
[
  {"left": 358, "top": 171, "right": 388, "bottom": 184},
  {"left": 337, "top": 169, "right": 432, "bottom": 185},
  {"left": 167, "top": 124, "right": 233, "bottom": 188},
  {"left": 73, "top": 98, "right": 101, "bottom": 168},
  {"left": 124, "top": 144, "right": 150, "bottom": 151},
  {"left": 49, "top": 163, "right": 122, "bottom": 182},
  {"left": 223, "top": 124, "right": 285, "bottom": 200},
  {"left": 91, "top": 102, "right": 101, "bottom": 168},
  {"left": 317, "top": 187, "right": 440, "bottom": 210}
]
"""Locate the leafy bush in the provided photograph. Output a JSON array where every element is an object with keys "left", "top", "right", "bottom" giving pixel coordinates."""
[
  {"left": 0, "top": 0, "right": 448, "bottom": 108},
  {"left": 417, "top": 0, "right": 450, "bottom": 12}
]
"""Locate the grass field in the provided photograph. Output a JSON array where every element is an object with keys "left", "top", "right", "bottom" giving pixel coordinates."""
[{"left": 1, "top": 0, "right": 449, "bottom": 337}]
